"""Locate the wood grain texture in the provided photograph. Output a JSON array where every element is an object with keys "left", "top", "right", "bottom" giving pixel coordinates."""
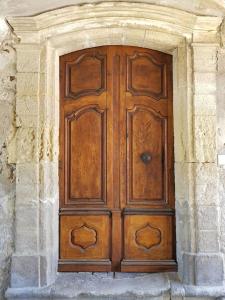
[
  {"left": 65, "top": 52, "right": 106, "bottom": 99},
  {"left": 60, "top": 215, "right": 110, "bottom": 259},
  {"left": 127, "top": 105, "right": 167, "bottom": 204},
  {"left": 65, "top": 106, "right": 106, "bottom": 203},
  {"left": 59, "top": 46, "right": 176, "bottom": 272},
  {"left": 127, "top": 51, "right": 167, "bottom": 99},
  {"left": 123, "top": 215, "right": 174, "bottom": 260}
]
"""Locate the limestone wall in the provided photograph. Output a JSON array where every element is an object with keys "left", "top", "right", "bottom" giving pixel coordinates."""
[
  {"left": 0, "top": 18, "right": 16, "bottom": 299},
  {"left": 217, "top": 48, "right": 225, "bottom": 265}
]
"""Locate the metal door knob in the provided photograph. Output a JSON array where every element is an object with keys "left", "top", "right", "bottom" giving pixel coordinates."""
[{"left": 140, "top": 152, "right": 151, "bottom": 164}]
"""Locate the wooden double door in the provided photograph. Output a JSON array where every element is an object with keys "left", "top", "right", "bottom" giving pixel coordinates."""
[{"left": 59, "top": 46, "right": 177, "bottom": 272}]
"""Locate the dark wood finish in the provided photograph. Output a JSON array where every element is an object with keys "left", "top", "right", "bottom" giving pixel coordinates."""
[
  {"left": 65, "top": 106, "right": 106, "bottom": 204},
  {"left": 58, "top": 259, "right": 111, "bottom": 272},
  {"left": 127, "top": 105, "right": 167, "bottom": 204},
  {"left": 121, "top": 260, "right": 177, "bottom": 272},
  {"left": 65, "top": 52, "right": 106, "bottom": 99},
  {"left": 59, "top": 46, "right": 176, "bottom": 272},
  {"left": 123, "top": 215, "right": 174, "bottom": 260},
  {"left": 127, "top": 51, "right": 167, "bottom": 99}
]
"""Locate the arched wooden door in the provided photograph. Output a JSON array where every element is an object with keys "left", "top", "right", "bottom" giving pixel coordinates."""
[{"left": 59, "top": 46, "right": 177, "bottom": 272}]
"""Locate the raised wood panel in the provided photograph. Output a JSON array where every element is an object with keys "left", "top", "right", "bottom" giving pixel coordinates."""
[
  {"left": 123, "top": 215, "right": 174, "bottom": 260},
  {"left": 127, "top": 105, "right": 167, "bottom": 205},
  {"left": 127, "top": 52, "right": 167, "bottom": 100},
  {"left": 65, "top": 53, "right": 106, "bottom": 99},
  {"left": 70, "top": 224, "right": 97, "bottom": 250},
  {"left": 60, "top": 215, "right": 110, "bottom": 259},
  {"left": 65, "top": 105, "right": 106, "bottom": 204}
]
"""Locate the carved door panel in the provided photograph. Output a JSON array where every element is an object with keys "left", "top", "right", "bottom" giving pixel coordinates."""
[{"left": 59, "top": 46, "right": 176, "bottom": 272}]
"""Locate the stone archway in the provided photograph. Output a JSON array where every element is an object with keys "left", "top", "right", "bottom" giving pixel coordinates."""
[{"left": 6, "top": 2, "right": 224, "bottom": 298}]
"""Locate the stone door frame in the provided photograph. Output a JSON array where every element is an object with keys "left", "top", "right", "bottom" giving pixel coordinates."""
[{"left": 6, "top": 2, "right": 224, "bottom": 291}]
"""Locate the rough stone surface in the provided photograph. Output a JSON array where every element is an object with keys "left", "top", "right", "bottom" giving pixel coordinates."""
[
  {"left": 5, "top": 273, "right": 172, "bottom": 299},
  {"left": 195, "top": 254, "right": 224, "bottom": 286},
  {"left": 0, "top": 18, "right": 16, "bottom": 300},
  {"left": 2, "top": 0, "right": 225, "bottom": 17},
  {"left": 197, "top": 206, "right": 219, "bottom": 230},
  {"left": 197, "top": 230, "right": 219, "bottom": 253},
  {"left": 194, "top": 115, "right": 216, "bottom": 162},
  {"left": 217, "top": 49, "right": 225, "bottom": 273},
  {"left": 10, "top": 256, "right": 39, "bottom": 288},
  {"left": 5, "top": 272, "right": 225, "bottom": 299}
]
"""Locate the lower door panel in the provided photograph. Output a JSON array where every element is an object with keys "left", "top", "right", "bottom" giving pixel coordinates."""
[
  {"left": 121, "top": 212, "right": 177, "bottom": 272},
  {"left": 59, "top": 213, "right": 111, "bottom": 272}
]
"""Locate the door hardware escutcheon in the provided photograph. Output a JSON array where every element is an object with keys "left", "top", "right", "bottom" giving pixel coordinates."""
[{"left": 140, "top": 152, "right": 152, "bottom": 164}]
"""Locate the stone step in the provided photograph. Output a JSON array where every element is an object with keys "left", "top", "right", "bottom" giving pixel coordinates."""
[{"left": 6, "top": 273, "right": 171, "bottom": 299}]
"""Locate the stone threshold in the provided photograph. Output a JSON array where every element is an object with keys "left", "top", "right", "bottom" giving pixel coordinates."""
[
  {"left": 171, "top": 281, "right": 225, "bottom": 298},
  {"left": 5, "top": 273, "right": 225, "bottom": 299}
]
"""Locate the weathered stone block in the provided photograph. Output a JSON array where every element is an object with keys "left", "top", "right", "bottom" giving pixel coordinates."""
[
  {"left": 193, "top": 46, "right": 217, "bottom": 72},
  {"left": 16, "top": 183, "right": 39, "bottom": 206},
  {"left": 197, "top": 230, "right": 219, "bottom": 252},
  {"left": 39, "top": 201, "right": 56, "bottom": 253},
  {"left": 173, "top": 95, "right": 186, "bottom": 162},
  {"left": 176, "top": 202, "right": 193, "bottom": 256},
  {"left": 10, "top": 255, "right": 39, "bottom": 288},
  {"left": 195, "top": 183, "right": 218, "bottom": 206},
  {"left": 15, "top": 128, "right": 38, "bottom": 163},
  {"left": 40, "top": 46, "right": 47, "bottom": 74},
  {"left": 15, "top": 205, "right": 38, "bottom": 229},
  {"left": 0, "top": 102, "right": 15, "bottom": 137},
  {"left": 193, "top": 94, "right": 216, "bottom": 116},
  {"left": 39, "top": 73, "right": 47, "bottom": 97},
  {"left": 144, "top": 30, "right": 183, "bottom": 52},
  {"left": 15, "top": 228, "right": 38, "bottom": 254},
  {"left": 193, "top": 163, "right": 217, "bottom": 186},
  {"left": 193, "top": 115, "right": 216, "bottom": 162},
  {"left": 195, "top": 254, "right": 224, "bottom": 286},
  {"left": 40, "top": 256, "right": 48, "bottom": 286},
  {"left": 16, "top": 163, "right": 39, "bottom": 186},
  {"left": 17, "top": 48, "right": 41, "bottom": 73},
  {"left": 39, "top": 162, "right": 58, "bottom": 201},
  {"left": 124, "top": 28, "right": 146, "bottom": 45},
  {"left": 174, "top": 162, "right": 188, "bottom": 199},
  {"left": 197, "top": 206, "right": 219, "bottom": 230},
  {"left": 16, "top": 97, "right": 39, "bottom": 126},
  {"left": 182, "top": 253, "right": 195, "bottom": 285},
  {"left": 194, "top": 73, "right": 216, "bottom": 94},
  {"left": 17, "top": 73, "right": 39, "bottom": 97},
  {"left": 14, "top": 204, "right": 38, "bottom": 255},
  {"left": 16, "top": 114, "right": 38, "bottom": 128},
  {"left": 193, "top": 31, "right": 219, "bottom": 44},
  {"left": 217, "top": 49, "right": 225, "bottom": 73}
]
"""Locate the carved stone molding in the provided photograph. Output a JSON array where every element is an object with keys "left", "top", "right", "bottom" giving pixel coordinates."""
[{"left": 7, "top": 2, "right": 222, "bottom": 45}]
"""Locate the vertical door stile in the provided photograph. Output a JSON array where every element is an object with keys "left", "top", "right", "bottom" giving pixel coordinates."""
[{"left": 111, "top": 47, "right": 122, "bottom": 271}]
